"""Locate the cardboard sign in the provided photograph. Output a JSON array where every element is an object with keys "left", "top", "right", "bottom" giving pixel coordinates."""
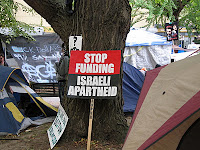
[
  {"left": 67, "top": 50, "right": 121, "bottom": 99},
  {"left": 47, "top": 105, "right": 69, "bottom": 149}
]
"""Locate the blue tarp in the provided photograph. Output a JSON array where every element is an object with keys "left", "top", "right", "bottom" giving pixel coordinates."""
[
  {"left": 125, "top": 28, "right": 172, "bottom": 47},
  {"left": 123, "top": 62, "right": 145, "bottom": 112}
]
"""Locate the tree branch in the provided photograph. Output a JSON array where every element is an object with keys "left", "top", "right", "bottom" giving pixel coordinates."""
[
  {"left": 23, "top": 0, "right": 66, "bottom": 26},
  {"left": 23, "top": 0, "right": 76, "bottom": 43},
  {"left": 173, "top": 0, "right": 191, "bottom": 21}
]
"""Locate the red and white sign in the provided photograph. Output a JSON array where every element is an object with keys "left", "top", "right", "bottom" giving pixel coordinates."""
[
  {"left": 67, "top": 50, "right": 121, "bottom": 99},
  {"left": 69, "top": 50, "right": 121, "bottom": 75}
]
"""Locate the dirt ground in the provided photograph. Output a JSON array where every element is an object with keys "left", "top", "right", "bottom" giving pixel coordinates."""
[{"left": 0, "top": 116, "right": 132, "bottom": 150}]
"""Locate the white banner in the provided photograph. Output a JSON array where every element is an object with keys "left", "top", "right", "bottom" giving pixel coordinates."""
[{"left": 47, "top": 105, "right": 68, "bottom": 149}]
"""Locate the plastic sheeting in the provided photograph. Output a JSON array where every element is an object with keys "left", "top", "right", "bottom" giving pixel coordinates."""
[
  {"left": 124, "top": 45, "right": 171, "bottom": 70},
  {"left": 18, "top": 117, "right": 55, "bottom": 134},
  {"left": 124, "top": 28, "right": 172, "bottom": 70},
  {"left": 126, "top": 28, "right": 172, "bottom": 46},
  {"left": 171, "top": 50, "right": 198, "bottom": 62}
]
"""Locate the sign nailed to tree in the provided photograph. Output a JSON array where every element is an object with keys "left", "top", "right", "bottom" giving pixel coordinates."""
[
  {"left": 67, "top": 50, "right": 121, "bottom": 99},
  {"left": 165, "top": 22, "right": 178, "bottom": 41}
]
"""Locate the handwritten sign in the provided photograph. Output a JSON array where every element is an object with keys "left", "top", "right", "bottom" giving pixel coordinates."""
[
  {"left": 6, "top": 34, "right": 63, "bottom": 83},
  {"left": 69, "top": 35, "right": 82, "bottom": 51},
  {"left": 67, "top": 50, "right": 121, "bottom": 99},
  {"left": 47, "top": 105, "right": 68, "bottom": 149}
]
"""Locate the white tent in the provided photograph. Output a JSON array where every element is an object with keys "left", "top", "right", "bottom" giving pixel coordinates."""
[
  {"left": 171, "top": 50, "right": 199, "bottom": 62},
  {"left": 124, "top": 28, "right": 172, "bottom": 70}
]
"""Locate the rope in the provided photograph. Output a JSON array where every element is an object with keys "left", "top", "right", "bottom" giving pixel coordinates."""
[{"left": 123, "top": 46, "right": 144, "bottom": 58}]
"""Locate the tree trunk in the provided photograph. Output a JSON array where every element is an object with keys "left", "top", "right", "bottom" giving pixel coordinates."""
[
  {"left": 24, "top": 0, "right": 131, "bottom": 143},
  {"left": 0, "top": 39, "right": 3, "bottom": 54}
]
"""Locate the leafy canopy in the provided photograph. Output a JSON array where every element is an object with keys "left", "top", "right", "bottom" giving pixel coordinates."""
[
  {"left": 179, "top": 0, "right": 200, "bottom": 33},
  {"left": 129, "top": 0, "right": 200, "bottom": 33},
  {"left": 0, "top": 0, "right": 35, "bottom": 43}
]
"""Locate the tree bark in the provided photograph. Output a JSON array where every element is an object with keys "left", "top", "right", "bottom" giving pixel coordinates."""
[{"left": 24, "top": 0, "right": 131, "bottom": 143}]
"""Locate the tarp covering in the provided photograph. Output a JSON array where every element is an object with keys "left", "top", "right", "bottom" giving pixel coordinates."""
[
  {"left": 171, "top": 49, "right": 200, "bottom": 62},
  {"left": 123, "top": 54, "right": 200, "bottom": 150},
  {"left": 124, "top": 28, "right": 172, "bottom": 70},
  {"left": 0, "top": 66, "right": 58, "bottom": 135},
  {"left": 124, "top": 45, "right": 171, "bottom": 70},
  {"left": 122, "top": 62, "right": 144, "bottom": 112},
  {"left": 6, "top": 33, "right": 63, "bottom": 83},
  {"left": 126, "top": 28, "right": 172, "bottom": 46}
]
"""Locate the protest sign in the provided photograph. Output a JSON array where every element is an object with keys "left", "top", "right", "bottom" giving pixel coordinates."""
[
  {"left": 47, "top": 105, "right": 68, "bottom": 149},
  {"left": 67, "top": 50, "right": 121, "bottom": 99},
  {"left": 165, "top": 22, "right": 178, "bottom": 41}
]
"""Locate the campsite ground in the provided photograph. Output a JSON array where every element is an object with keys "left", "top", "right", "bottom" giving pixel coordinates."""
[
  {"left": 0, "top": 116, "right": 132, "bottom": 150},
  {"left": 0, "top": 97, "right": 132, "bottom": 150}
]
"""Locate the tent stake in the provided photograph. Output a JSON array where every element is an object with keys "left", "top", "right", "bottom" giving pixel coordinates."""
[{"left": 87, "top": 99, "right": 94, "bottom": 150}]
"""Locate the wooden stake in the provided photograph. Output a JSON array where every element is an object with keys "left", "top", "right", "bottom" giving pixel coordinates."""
[
  {"left": 172, "top": 40, "right": 175, "bottom": 54},
  {"left": 87, "top": 99, "right": 94, "bottom": 150}
]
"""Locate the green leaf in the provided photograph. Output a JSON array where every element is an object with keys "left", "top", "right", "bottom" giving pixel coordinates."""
[{"left": 0, "top": 0, "right": 35, "bottom": 42}]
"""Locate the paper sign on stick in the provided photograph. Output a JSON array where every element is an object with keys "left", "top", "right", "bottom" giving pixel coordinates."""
[
  {"left": 47, "top": 105, "right": 69, "bottom": 149},
  {"left": 67, "top": 50, "right": 121, "bottom": 99}
]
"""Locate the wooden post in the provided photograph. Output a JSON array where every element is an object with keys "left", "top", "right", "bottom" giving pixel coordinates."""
[
  {"left": 172, "top": 40, "right": 175, "bottom": 54},
  {"left": 87, "top": 99, "right": 94, "bottom": 150}
]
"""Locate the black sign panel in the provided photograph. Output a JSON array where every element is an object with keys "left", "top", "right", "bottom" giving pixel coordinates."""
[
  {"left": 165, "top": 22, "right": 178, "bottom": 41},
  {"left": 67, "top": 50, "right": 121, "bottom": 99},
  {"left": 6, "top": 34, "right": 63, "bottom": 83}
]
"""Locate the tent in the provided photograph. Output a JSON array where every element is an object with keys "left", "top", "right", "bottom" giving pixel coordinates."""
[
  {"left": 171, "top": 48, "right": 200, "bottom": 62},
  {"left": 123, "top": 54, "right": 200, "bottom": 150},
  {"left": 0, "top": 66, "right": 58, "bottom": 135},
  {"left": 123, "top": 62, "right": 145, "bottom": 113},
  {"left": 124, "top": 28, "right": 172, "bottom": 70}
]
